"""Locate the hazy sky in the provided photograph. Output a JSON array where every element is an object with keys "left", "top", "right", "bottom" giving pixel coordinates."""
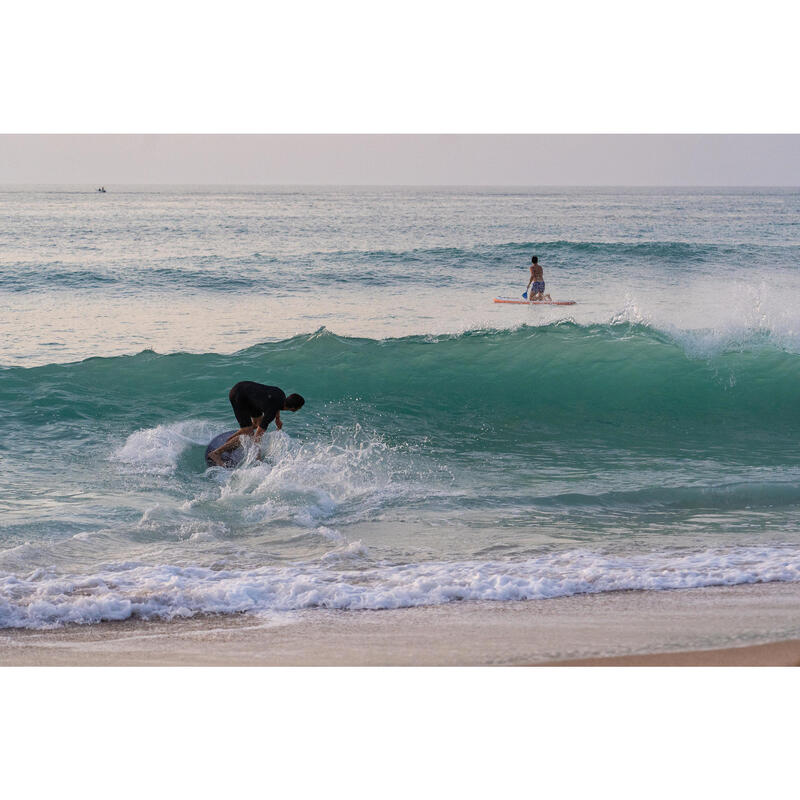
[{"left": 1, "top": 135, "right": 799, "bottom": 185}]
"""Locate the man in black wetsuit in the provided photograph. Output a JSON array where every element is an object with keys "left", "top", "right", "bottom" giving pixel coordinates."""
[{"left": 207, "top": 381, "right": 305, "bottom": 466}]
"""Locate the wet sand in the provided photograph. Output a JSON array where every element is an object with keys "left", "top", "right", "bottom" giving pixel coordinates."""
[
  {"left": 2, "top": 581, "right": 799, "bottom": 666},
  {"left": 542, "top": 638, "right": 800, "bottom": 666}
]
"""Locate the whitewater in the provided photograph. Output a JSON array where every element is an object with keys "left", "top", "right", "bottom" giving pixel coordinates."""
[{"left": 1, "top": 185, "right": 799, "bottom": 628}]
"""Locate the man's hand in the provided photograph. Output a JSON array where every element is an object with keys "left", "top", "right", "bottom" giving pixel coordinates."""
[{"left": 275, "top": 411, "right": 283, "bottom": 431}]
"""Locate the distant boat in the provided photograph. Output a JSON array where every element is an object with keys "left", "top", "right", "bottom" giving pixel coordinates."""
[{"left": 97, "top": 187, "right": 106, "bottom": 193}]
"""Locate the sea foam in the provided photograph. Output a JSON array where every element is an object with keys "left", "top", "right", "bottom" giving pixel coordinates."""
[{"left": 2, "top": 545, "right": 799, "bottom": 629}]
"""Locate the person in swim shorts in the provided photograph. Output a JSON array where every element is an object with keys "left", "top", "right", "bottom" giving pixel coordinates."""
[
  {"left": 524, "top": 255, "right": 551, "bottom": 302},
  {"left": 207, "top": 381, "right": 305, "bottom": 466}
]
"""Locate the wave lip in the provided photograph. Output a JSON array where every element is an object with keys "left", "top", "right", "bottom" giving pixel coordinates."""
[{"left": 2, "top": 545, "right": 799, "bottom": 629}]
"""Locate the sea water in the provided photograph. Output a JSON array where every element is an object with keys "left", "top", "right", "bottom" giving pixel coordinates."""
[{"left": 1, "top": 185, "right": 800, "bottom": 628}]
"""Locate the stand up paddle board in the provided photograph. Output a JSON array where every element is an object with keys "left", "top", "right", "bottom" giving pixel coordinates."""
[
  {"left": 205, "top": 430, "right": 245, "bottom": 468},
  {"left": 494, "top": 297, "right": 576, "bottom": 305}
]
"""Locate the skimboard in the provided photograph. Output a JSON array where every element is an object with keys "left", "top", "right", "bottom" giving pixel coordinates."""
[
  {"left": 205, "top": 430, "right": 244, "bottom": 468},
  {"left": 494, "top": 297, "right": 576, "bottom": 305}
]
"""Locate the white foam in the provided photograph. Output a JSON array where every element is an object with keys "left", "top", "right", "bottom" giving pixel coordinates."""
[
  {"left": 320, "top": 540, "right": 369, "bottom": 564},
  {"left": 607, "top": 275, "right": 800, "bottom": 357},
  {"left": 182, "top": 521, "right": 229, "bottom": 542},
  {"left": 2, "top": 545, "right": 800, "bottom": 629},
  {"left": 211, "top": 425, "right": 424, "bottom": 528},
  {"left": 317, "top": 526, "right": 345, "bottom": 543},
  {"left": 111, "top": 420, "right": 415, "bottom": 537},
  {"left": 113, "top": 419, "right": 218, "bottom": 476}
]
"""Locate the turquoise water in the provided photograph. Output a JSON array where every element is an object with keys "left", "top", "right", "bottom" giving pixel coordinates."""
[{"left": 2, "top": 186, "right": 800, "bottom": 627}]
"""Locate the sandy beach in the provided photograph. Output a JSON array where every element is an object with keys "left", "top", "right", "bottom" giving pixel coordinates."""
[{"left": 2, "top": 581, "right": 799, "bottom": 666}]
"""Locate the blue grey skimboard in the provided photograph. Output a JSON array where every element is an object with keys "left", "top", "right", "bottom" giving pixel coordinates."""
[{"left": 204, "top": 430, "right": 245, "bottom": 468}]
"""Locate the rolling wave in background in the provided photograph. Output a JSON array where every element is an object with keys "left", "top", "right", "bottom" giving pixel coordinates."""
[
  {"left": 5, "top": 323, "right": 800, "bottom": 448},
  {"left": 3, "top": 239, "right": 800, "bottom": 294}
]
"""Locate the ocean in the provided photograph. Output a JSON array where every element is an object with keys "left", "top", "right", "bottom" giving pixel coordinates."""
[{"left": 1, "top": 185, "right": 800, "bottom": 630}]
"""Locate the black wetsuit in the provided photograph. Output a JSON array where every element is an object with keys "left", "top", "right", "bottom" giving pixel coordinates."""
[{"left": 228, "top": 382, "right": 286, "bottom": 429}]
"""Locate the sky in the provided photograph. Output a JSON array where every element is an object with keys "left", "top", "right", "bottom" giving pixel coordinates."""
[{"left": 1, "top": 135, "right": 799, "bottom": 186}]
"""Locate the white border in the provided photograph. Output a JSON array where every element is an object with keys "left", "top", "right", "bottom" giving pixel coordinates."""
[
  {"left": 2, "top": 1, "right": 799, "bottom": 132},
  {"left": 2, "top": 668, "right": 795, "bottom": 799}
]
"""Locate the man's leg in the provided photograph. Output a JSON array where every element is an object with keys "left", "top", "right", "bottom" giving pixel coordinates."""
[
  {"left": 208, "top": 424, "right": 256, "bottom": 465},
  {"left": 219, "top": 425, "right": 255, "bottom": 452},
  {"left": 223, "top": 424, "right": 254, "bottom": 445},
  {"left": 208, "top": 385, "right": 258, "bottom": 465}
]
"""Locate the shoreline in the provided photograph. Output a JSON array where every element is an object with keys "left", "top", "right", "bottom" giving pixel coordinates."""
[
  {"left": 540, "top": 638, "right": 800, "bottom": 666},
  {"left": 2, "top": 581, "right": 799, "bottom": 666}
]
